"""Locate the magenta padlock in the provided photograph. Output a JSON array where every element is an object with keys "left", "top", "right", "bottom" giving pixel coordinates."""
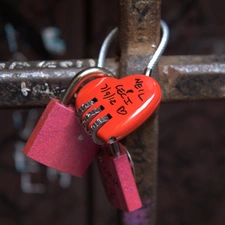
[
  {"left": 24, "top": 67, "right": 114, "bottom": 177},
  {"left": 96, "top": 141, "right": 142, "bottom": 212}
]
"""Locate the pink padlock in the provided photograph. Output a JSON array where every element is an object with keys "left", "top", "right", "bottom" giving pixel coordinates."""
[
  {"left": 96, "top": 141, "right": 142, "bottom": 212},
  {"left": 24, "top": 67, "right": 114, "bottom": 177}
]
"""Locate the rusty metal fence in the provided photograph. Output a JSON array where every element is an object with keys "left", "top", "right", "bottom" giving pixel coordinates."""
[{"left": 0, "top": 0, "right": 225, "bottom": 225}]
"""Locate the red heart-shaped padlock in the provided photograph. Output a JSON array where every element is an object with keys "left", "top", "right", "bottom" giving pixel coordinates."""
[{"left": 76, "top": 74, "right": 161, "bottom": 143}]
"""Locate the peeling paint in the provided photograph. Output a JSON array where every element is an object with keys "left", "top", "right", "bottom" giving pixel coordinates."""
[
  {"left": 9, "top": 62, "right": 31, "bottom": 69},
  {"left": 76, "top": 60, "right": 83, "bottom": 68},
  {"left": 0, "top": 63, "right": 6, "bottom": 70},
  {"left": 0, "top": 73, "right": 14, "bottom": 78},
  {"left": 19, "top": 72, "right": 50, "bottom": 78},
  {"left": 88, "top": 59, "right": 96, "bottom": 67},
  {"left": 59, "top": 61, "right": 73, "bottom": 68},
  {"left": 32, "top": 83, "right": 54, "bottom": 95},
  {"left": 21, "top": 82, "right": 31, "bottom": 96},
  {"left": 31, "top": 83, "right": 64, "bottom": 97},
  {"left": 37, "top": 61, "right": 57, "bottom": 68}
]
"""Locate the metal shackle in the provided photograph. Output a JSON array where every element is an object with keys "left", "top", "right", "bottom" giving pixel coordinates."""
[{"left": 60, "top": 67, "right": 115, "bottom": 106}]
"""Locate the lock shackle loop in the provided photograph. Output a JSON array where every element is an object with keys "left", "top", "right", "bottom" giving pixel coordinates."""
[
  {"left": 145, "top": 20, "right": 169, "bottom": 76},
  {"left": 97, "top": 27, "right": 118, "bottom": 68},
  {"left": 60, "top": 67, "right": 114, "bottom": 106},
  {"left": 97, "top": 20, "right": 169, "bottom": 76},
  {"left": 61, "top": 26, "right": 117, "bottom": 107}
]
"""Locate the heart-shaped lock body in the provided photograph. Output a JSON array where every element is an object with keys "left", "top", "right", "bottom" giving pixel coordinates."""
[
  {"left": 76, "top": 74, "right": 161, "bottom": 144},
  {"left": 97, "top": 142, "right": 142, "bottom": 212}
]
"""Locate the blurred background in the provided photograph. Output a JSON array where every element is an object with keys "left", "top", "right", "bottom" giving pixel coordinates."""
[{"left": 0, "top": 0, "right": 225, "bottom": 224}]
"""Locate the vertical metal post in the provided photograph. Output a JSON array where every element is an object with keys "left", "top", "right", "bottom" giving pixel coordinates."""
[{"left": 119, "top": 0, "right": 161, "bottom": 224}]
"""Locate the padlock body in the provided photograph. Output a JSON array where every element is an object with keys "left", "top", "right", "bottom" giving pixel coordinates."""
[
  {"left": 96, "top": 143, "right": 142, "bottom": 212},
  {"left": 24, "top": 98, "right": 99, "bottom": 177},
  {"left": 76, "top": 74, "right": 161, "bottom": 143}
]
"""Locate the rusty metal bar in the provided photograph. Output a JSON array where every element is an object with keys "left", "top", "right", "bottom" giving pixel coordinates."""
[
  {"left": 118, "top": 0, "right": 161, "bottom": 224},
  {"left": 0, "top": 59, "right": 118, "bottom": 108},
  {"left": 159, "top": 55, "right": 225, "bottom": 102},
  {"left": 0, "top": 55, "right": 225, "bottom": 108}
]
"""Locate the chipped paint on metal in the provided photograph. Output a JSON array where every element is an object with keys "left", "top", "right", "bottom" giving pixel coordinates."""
[
  {"left": 21, "top": 82, "right": 31, "bottom": 96},
  {"left": 9, "top": 62, "right": 31, "bottom": 69},
  {"left": 88, "top": 59, "right": 96, "bottom": 67},
  {"left": 59, "top": 61, "right": 73, "bottom": 68},
  {"left": 76, "top": 60, "right": 83, "bottom": 68}
]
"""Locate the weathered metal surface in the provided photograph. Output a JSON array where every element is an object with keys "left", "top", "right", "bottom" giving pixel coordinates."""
[
  {"left": 0, "top": 59, "right": 118, "bottom": 108},
  {"left": 119, "top": 0, "right": 161, "bottom": 76},
  {"left": 1, "top": 55, "right": 225, "bottom": 108},
  {"left": 159, "top": 55, "right": 225, "bottom": 102},
  {"left": 119, "top": 0, "right": 161, "bottom": 224}
]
